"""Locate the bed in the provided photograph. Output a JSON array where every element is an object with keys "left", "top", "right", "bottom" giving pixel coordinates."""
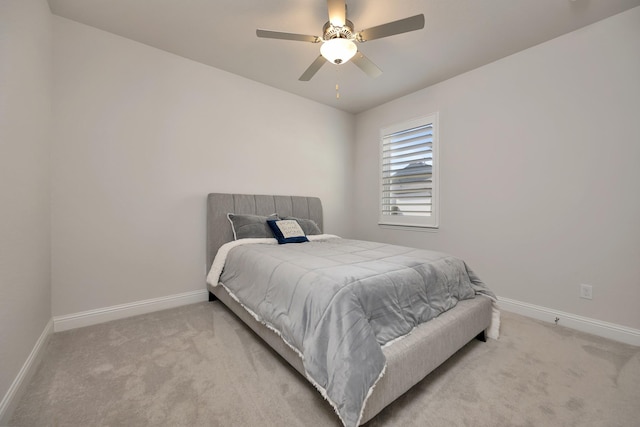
[{"left": 205, "top": 193, "right": 499, "bottom": 426}]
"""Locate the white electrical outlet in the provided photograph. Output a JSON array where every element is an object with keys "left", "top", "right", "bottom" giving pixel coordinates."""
[{"left": 580, "top": 284, "right": 593, "bottom": 300}]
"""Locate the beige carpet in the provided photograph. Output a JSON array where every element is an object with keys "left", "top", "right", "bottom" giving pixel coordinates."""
[{"left": 9, "top": 301, "right": 640, "bottom": 427}]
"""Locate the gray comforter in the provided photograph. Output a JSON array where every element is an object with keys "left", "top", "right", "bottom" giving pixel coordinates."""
[{"left": 216, "top": 237, "right": 495, "bottom": 427}]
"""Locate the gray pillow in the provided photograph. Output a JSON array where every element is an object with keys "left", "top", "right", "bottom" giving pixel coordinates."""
[
  {"left": 227, "top": 213, "right": 278, "bottom": 240},
  {"left": 281, "top": 216, "right": 321, "bottom": 235}
]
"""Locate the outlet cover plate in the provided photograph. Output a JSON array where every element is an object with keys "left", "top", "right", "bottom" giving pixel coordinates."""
[{"left": 580, "top": 284, "right": 593, "bottom": 300}]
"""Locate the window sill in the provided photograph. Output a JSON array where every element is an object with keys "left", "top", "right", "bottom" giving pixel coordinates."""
[{"left": 378, "top": 223, "right": 439, "bottom": 232}]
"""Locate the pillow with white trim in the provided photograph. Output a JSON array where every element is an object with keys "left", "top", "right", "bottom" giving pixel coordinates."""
[
  {"left": 227, "top": 213, "right": 278, "bottom": 240},
  {"left": 267, "top": 219, "right": 309, "bottom": 244},
  {"left": 281, "top": 216, "right": 321, "bottom": 235}
]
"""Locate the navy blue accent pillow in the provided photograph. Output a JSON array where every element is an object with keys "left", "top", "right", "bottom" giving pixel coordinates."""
[{"left": 267, "top": 219, "right": 309, "bottom": 244}]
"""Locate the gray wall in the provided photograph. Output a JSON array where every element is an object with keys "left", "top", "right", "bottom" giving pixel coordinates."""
[
  {"left": 51, "top": 17, "right": 355, "bottom": 317},
  {"left": 353, "top": 7, "right": 640, "bottom": 330},
  {"left": 0, "top": 0, "right": 52, "bottom": 418}
]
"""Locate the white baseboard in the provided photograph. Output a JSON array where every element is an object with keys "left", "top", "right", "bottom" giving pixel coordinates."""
[
  {"left": 0, "top": 319, "right": 53, "bottom": 425},
  {"left": 53, "top": 289, "right": 210, "bottom": 332},
  {"left": 498, "top": 296, "right": 640, "bottom": 346}
]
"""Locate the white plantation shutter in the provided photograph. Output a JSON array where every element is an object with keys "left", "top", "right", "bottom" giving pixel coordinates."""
[{"left": 379, "top": 114, "right": 438, "bottom": 228}]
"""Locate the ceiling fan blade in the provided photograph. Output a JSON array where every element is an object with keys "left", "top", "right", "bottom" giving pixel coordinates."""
[
  {"left": 351, "top": 51, "right": 382, "bottom": 78},
  {"left": 327, "top": 0, "right": 346, "bottom": 27},
  {"left": 256, "top": 29, "right": 320, "bottom": 43},
  {"left": 299, "top": 55, "right": 327, "bottom": 81},
  {"left": 357, "top": 14, "right": 425, "bottom": 42}
]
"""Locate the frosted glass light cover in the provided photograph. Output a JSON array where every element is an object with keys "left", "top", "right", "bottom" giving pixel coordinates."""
[{"left": 320, "top": 38, "right": 357, "bottom": 64}]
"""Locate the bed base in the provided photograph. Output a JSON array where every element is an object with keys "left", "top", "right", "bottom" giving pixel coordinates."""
[{"left": 209, "top": 283, "right": 491, "bottom": 424}]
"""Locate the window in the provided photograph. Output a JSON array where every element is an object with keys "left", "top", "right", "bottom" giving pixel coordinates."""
[{"left": 379, "top": 114, "right": 438, "bottom": 228}]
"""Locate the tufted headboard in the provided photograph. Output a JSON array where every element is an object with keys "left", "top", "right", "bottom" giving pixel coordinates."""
[{"left": 206, "top": 193, "right": 323, "bottom": 273}]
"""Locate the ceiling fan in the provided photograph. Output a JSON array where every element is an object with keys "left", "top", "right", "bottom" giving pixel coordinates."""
[{"left": 256, "top": 0, "right": 425, "bottom": 81}]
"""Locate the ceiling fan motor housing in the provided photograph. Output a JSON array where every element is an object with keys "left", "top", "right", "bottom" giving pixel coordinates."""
[{"left": 322, "top": 19, "right": 355, "bottom": 41}]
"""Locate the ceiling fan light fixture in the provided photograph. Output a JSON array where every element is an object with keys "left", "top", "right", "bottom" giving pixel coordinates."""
[{"left": 320, "top": 38, "right": 357, "bottom": 64}]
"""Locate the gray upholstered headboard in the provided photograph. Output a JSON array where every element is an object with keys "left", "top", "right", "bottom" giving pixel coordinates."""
[{"left": 206, "top": 193, "right": 323, "bottom": 272}]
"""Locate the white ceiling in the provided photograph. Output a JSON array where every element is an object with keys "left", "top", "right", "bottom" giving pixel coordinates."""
[{"left": 48, "top": 0, "right": 640, "bottom": 114}]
